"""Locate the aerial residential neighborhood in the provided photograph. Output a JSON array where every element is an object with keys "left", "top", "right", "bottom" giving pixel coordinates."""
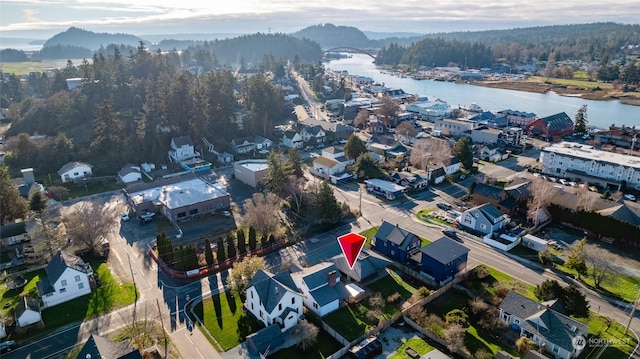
[{"left": 1, "top": 13, "right": 640, "bottom": 359}]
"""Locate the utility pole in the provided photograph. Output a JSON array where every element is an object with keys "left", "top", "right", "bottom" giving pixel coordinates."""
[
  {"left": 128, "top": 253, "right": 138, "bottom": 324},
  {"left": 157, "top": 298, "right": 168, "bottom": 359},
  {"left": 625, "top": 287, "right": 640, "bottom": 335}
]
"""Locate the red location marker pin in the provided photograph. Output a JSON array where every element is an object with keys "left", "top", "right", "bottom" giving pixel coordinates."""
[{"left": 337, "top": 232, "right": 366, "bottom": 270}]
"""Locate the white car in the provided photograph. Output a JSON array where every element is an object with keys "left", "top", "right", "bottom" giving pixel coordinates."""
[
  {"left": 121, "top": 212, "right": 130, "bottom": 222},
  {"left": 222, "top": 210, "right": 232, "bottom": 217},
  {"left": 624, "top": 194, "right": 637, "bottom": 201}
]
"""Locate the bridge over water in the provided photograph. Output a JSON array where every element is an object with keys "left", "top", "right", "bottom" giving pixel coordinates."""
[{"left": 322, "top": 47, "right": 378, "bottom": 59}]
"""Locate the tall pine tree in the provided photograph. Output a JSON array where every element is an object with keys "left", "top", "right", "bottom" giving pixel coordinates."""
[
  {"left": 227, "top": 234, "right": 237, "bottom": 259},
  {"left": 237, "top": 229, "right": 247, "bottom": 255},
  {"left": 204, "top": 237, "right": 214, "bottom": 266},
  {"left": 216, "top": 237, "right": 226, "bottom": 262},
  {"left": 248, "top": 227, "right": 257, "bottom": 251}
]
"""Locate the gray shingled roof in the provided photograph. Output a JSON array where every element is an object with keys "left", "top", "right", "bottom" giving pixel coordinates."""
[
  {"left": 477, "top": 203, "right": 505, "bottom": 224},
  {"left": 300, "top": 262, "right": 337, "bottom": 290},
  {"left": 499, "top": 291, "right": 588, "bottom": 352},
  {"left": 420, "top": 237, "right": 469, "bottom": 265},
  {"left": 76, "top": 334, "right": 141, "bottom": 359},
  {"left": 473, "top": 182, "right": 505, "bottom": 201},
  {"left": 45, "top": 250, "right": 92, "bottom": 285},
  {"left": 0, "top": 222, "right": 27, "bottom": 239},
  {"left": 246, "top": 324, "right": 284, "bottom": 355},
  {"left": 247, "top": 269, "right": 298, "bottom": 313},
  {"left": 331, "top": 249, "right": 391, "bottom": 282},
  {"left": 540, "top": 112, "right": 573, "bottom": 132},
  {"left": 15, "top": 296, "right": 40, "bottom": 317},
  {"left": 374, "top": 221, "right": 419, "bottom": 250},
  {"left": 57, "top": 161, "right": 92, "bottom": 176},
  {"left": 171, "top": 135, "right": 194, "bottom": 148}
]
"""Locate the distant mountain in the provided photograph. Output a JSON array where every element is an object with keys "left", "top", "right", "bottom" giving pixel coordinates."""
[
  {"left": 362, "top": 31, "right": 425, "bottom": 40},
  {"left": 43, "top": 27, "right": 144, "bottom": 50},
  {"left": 141, "top": 33, "right": 243, "bottom": 42},
  {"left": 293, "top": 24, "right": 371, "bottom": 49}
]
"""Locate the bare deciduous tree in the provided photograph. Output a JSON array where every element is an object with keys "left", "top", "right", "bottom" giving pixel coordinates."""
[
  {"left": 409, "top": 138, "right": 452, "bottom": 175},
  {"left": 242, "top": 192, "right": 283, "bottom": 238},
  {"left": 64, "top": 201, "right": 118, "bottom": 255},
  {"left": 396, "top": 121, "right": 417, "bottom": 143},
  {"left": 283, "top": 175, "right": 305, "bottom": 214},
  {"left": 353, "top": 109, "right": 370, "bottom": 129},
  {"left": 527, "top": 178, "right": 555, "bottom": 225},
  {"left": 291, "top": 319, "right": 319, "bottom": 352},
  {"left": 575, "top": 185, "right": 596, "bottom": 211},
  {"left": 444, "top": 323, "right": 467, "bottom": 353},
  {"left": 584, "top": 245, "right": 618, "bottom": 288}
]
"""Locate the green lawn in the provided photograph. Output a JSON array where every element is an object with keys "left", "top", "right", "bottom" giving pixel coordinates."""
[
  {"left": 0, "top": 269, "right": 46, "bottom": 318},
  {"left": 555, "top": 264, "right": 640, "bottom": 303},
  {"left": 42, "top": 262, "right": 137, "bottom": 329},
  {"left": 389, "top": 337, "right": 434, "bottom": 359},
  {"left": 193, "top": 291, "right": 263, "bottom": 351},
  {"left": 417, "top": 209, "right": 451, "bottom": 226},
  {"left": 323, "top": 270, "right": 419, "bottom": 341},
  {"left": 359, "top": 226, "right": 379, "bottom": 247},
  {"left": 575, "top": 313, "right": 638, "bottom": 359},
  {"left": 529, "top": 75, "right": 614, "bottom": 89},
  {"left": 268, "top": 328, "right": 343, "bottom": 359}
]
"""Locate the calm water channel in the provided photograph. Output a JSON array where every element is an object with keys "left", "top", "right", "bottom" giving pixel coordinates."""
[{"left": 325, "top": 54, "right": 640, "bottom": 129}]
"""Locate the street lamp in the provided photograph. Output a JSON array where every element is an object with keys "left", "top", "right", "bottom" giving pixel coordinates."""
[{"left": 358, "top": 188, "right": 362, "bottom": 215}]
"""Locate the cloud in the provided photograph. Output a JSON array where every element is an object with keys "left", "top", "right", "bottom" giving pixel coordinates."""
[{"left": 1, "top": 0, "right": 639, "bottom": 35}]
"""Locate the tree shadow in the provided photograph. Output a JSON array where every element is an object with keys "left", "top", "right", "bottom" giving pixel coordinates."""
[
  {"left": 225, "top": 290, "right": 237, "bottom": 315},
  {"left": 212, "top": 293, "right": 223, "bottom": 329}
]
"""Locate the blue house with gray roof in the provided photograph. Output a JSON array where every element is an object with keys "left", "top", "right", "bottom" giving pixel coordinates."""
[
  {"left": 372, "top": 221, "right": 421, "bottom": 264},
  {"left": 419, "top": 237, "right": 469, "bottom": 285},
  {"left": 459, "top": 203, "right": 509, "bottom": 236},
  {"left": 244, "top": 269, "right": 303, "bottom": 332},
  {"left": 499, "top": 291, "right": 588, "bottom": 359}
]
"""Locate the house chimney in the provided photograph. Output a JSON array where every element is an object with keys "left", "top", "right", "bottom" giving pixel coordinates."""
[
  {"left": 21, "top": 168, "right": 35, "bottom": 185},
  {"left": 328, "top": 270, "right": 337, "bottom": 287}
]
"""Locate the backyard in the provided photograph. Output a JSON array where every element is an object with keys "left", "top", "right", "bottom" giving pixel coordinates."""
[
  {"left": 0, "top": 261, "right": 136, "bottom": 341},
  {"left": 323, "top": 268, "right": 419, "bottom": 341}
]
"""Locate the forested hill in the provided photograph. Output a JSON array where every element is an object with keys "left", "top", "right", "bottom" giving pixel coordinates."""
[
  {"left": 293, "top": 24, "right": 371, "bottom": 49},
  {"left": 186, "top": 33, "right": 322, "bottom": 68},
  {"left": 375, "top": 22, "right": 640, "bottom": 66},
  {"left": 43, "top": 27, "right": 144, "bottom": 50}
]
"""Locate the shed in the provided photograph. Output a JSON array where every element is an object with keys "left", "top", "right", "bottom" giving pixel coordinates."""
[
  {"left": 521, "top": 234, "right": 549, "bottom": 252},
  {"left": 15, "top": 297, "right": 42, "bottom": 327}
]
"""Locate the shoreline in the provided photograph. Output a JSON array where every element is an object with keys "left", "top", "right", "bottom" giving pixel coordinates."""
[{"left": 472, "top": 80, "right": 640, "bottom": 107}]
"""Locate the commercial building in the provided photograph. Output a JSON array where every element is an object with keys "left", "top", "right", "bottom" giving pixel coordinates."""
[
  {"left": 124, "top": 177, "right": 230, "bottom": 222},
  {"left": 234, "top": 159, "right": 269, "bottom": 188},
  {"left": 539, "top": 142, "right": 640, "bottom": 190}
]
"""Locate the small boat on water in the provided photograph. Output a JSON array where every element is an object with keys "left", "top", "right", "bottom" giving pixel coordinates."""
[{"left": 462, "top": 102, "right": 483, "bottom": 112}]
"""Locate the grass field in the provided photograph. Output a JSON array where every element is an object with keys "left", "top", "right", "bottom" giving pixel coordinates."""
[
  {"left": 268, "top": 328, "right": 343, "bottom": 359},
  {"left": 529, "top": 75, "right": 613, "bottom": 90},
  {"left": 193, "top": 291, "right": 263, "bottom": 351},
  {"left": 1, "top": 59, "right": 85, "bottom": 75},
  {"left": 555, "top": 263, "right": 640, "bottom": 303}
]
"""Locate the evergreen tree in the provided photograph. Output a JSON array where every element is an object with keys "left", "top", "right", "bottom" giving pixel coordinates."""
[
  {"left": 318, "top": 181, "right": 343, "bottom": 223},
  {"left": 216, "top": 237, "right": 226, "bottom": 262},
  {"left": 29, "top": 191, "right": 47, "bottom": 213},
  {"left": 204, "top": 237, "right": 214, "bottom": 266},
  {"left": 452, "top": 136, "right": 474, "bottom": 171},
  {"left": 268, "top": 234, "right": 276, "bottom": 245},
  {"left": 261, "top": 234, "right": 268, "bottom": 247},
  {"left": 561, "top": 284, "right": 590, "bottom": 318},
  {"left": 227, "top": 234, "right": 237, "bottom": 259},
  {"left": 264, "top": 150, "right": 289, "bottom": 195},
  {"left": 573, "top": 105, "right": 588, "bottom": 136},
  {"left": 248, "top": 227, "right": 257, "bottom": 251},
  {"left": 237, "top": 229, "right": 247, "bottom": 254},
  {"left": 354, "top": 153, "right": 385, "bottom": 179},
  {"left": 156, "top": 232, "right": 175, "bottom": 265},
  {"left": 534, "top": 279, "right": 564, "bottom": 301},
  {"left": 286, "top": 148, "right": 304, "bottom": 178},
  {"left": 0, "top": 166, "right": 29, "bottom": 225},
  {"left": 344, "top": 135, "right": 367, "bottom": 160}
]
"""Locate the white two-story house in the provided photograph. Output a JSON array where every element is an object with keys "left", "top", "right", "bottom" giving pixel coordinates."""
[
  {"left": 168, "top": 135, "right": 199, "bottom": 163},
  {"left": 300, "top": 125, "right": 326, "bottom": 147},
  {"left": 281, "top": 131, "right": 304, "bottom": 149},
  {"left": 37, "top": 251, "right": 93, "bottom": 308},
  {"left": 245, "top": 269, "right": 303, "bottom": 332}
]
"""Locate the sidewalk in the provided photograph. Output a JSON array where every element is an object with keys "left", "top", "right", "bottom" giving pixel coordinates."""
[{"left": 169, "top": 325, "right": 223, "bottom": 359}]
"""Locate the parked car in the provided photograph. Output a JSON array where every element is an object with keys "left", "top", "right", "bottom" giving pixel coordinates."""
[
  {"left": 442, "top": 228, "right": 462, "bottom": 242},
  {"left": 624, "top": 194, "right": 637, "bottom": 201},
  {"left": 222, "top": 210, "right": 231, "bottom": 217},
  {"left": 0, "top": 340, "right": 16, "bottom": 354},
  {"left": 436, "top": 202, "right": 452, "bottom": 211},
  {"left": 121, "top": 212, "right": 130, "bottom": 221},
  {"left": 140, "top": 211, "right": 156, "bottom": 220}
]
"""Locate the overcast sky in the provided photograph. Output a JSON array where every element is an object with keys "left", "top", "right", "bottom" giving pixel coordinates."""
[{"left": 2, "top": 0, "right": 640, "bottom": 39}]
